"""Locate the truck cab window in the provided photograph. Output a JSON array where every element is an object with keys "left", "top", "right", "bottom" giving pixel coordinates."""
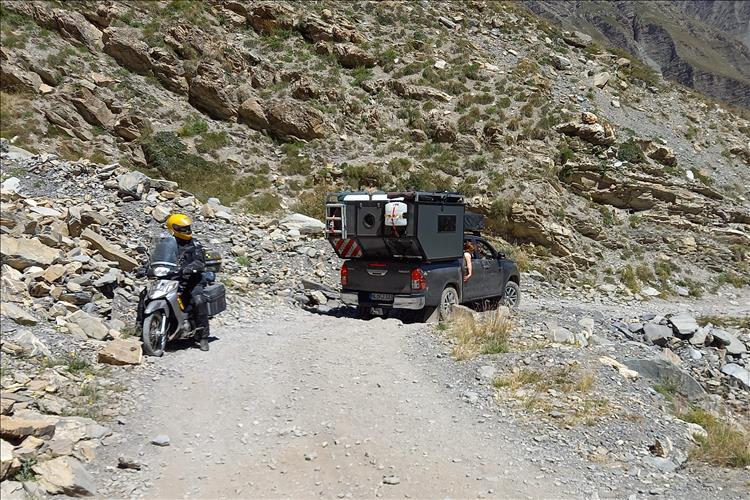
[{"left": 476, "top": 240, "right": 495, "bottom": 259}]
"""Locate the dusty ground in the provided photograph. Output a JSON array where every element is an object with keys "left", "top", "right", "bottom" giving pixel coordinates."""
[{"left": 95, "top": 286, "right": 750, "bottom": 499}]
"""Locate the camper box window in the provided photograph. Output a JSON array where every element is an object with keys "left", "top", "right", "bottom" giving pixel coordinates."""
[{"left": 438, "top": 214, "right": 457, "bottom": 233}]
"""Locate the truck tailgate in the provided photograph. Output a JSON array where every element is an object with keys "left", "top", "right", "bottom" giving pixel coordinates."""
[{"left": 344, "top": 260, "right": 414, "bottom": 294}]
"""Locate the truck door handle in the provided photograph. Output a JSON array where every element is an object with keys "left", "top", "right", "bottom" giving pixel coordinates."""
[{"left": 367, "top": 269, "right": 388, "bottom": 276}]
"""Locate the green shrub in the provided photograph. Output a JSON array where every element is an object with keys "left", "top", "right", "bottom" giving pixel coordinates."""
[
  {"left": 178, "top": 115, "right": 208, "bottom": 137},
  {"left": 617, "top": 138, "right": 646, "bottom": 163},
  {"left": 342, "top": 164, "right": 393, "bottom": 189},
  {"left": 142, "top": 131, "right": 259, "bottom": 203},
  {"left": 196, "top": 131, "right": 229, "bottom": 154},
  {"left": 241, "top": 193, "right": 281, "bottom": 214},
  {"left": 280, "top": 142, "right": 312, "bottom": 175}
]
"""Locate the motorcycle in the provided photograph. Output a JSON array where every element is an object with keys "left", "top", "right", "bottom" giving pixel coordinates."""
[{"left": 137, "top": 234, "right": 225, "bottom": 357}]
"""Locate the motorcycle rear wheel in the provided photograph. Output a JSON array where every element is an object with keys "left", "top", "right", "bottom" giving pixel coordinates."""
[{"left": 142, "top": 312, "right": 167, "bottom": 357}]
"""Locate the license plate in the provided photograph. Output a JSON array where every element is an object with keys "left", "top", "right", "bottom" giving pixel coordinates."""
[{"left": 370, "top": 293, "right": 394, "bottom": 301}]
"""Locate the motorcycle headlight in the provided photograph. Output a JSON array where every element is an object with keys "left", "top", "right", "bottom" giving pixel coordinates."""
[{"left": 153, "top": 266, "right": 171, "bottom": 277}]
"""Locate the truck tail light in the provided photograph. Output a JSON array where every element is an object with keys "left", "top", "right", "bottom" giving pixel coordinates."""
[
  {"left": 340, "top": 263, "right": 349, "bottom": 286},
  {"left": 411, "top": 268, "right": 426, "bottom": 290}
]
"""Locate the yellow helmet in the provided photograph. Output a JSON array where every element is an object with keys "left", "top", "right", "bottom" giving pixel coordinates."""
[{"left": 166, "top": 213, "right": 193, "bottom": 241}]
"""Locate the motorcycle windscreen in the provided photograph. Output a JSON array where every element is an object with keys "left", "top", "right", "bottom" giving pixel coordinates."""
[{"left": 149, "top": 233, "right": 179, "bottom": 271}]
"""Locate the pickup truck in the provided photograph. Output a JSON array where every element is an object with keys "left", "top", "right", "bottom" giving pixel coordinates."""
[{"left": 339, "top": 234, "right": 520, "bottom": 321}]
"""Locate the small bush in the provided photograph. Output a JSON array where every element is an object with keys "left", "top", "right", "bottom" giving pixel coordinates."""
[
  {"left": 280, "top": 142, "right": 312, "bottom": 175},
  {"left": 617, "top": 138, "right": 646, "bottom": 163},
  {"left": 447, "top": 307, "right": 515, "bottom": 360},
  {"left": 619, "top": 264, "right": 640, "bottom": 292},
  {"left": 292, "top": 182, "right": 331, "bottom": 220},
  {"left": 196, "top": 131, "right": 229, "bottom": 154},
  {"left": 241, "top": 193, "right": 281, "bottom": 214},
  {"left": 342, "top": 164, "right": 393, "bottom": 189},
  {"left": 178, "top": 115, "right": 208, "bottom": 137}
]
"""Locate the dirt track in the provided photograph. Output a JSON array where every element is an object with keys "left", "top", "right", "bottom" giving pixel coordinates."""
[{"left": 114, "top": 308, "right": 581, "bottom": 499}]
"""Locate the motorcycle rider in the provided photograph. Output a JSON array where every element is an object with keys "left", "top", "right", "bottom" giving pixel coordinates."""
[{"left": 165, "top": 213, "right": 211, "bottom": 352}]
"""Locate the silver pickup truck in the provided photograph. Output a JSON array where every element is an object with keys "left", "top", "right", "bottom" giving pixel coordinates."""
[{"left": 326, "top": 191, "right": 520, "bottom": 321}]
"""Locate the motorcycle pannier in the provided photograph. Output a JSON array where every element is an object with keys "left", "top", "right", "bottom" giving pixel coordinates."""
[{"left": 203, "top": 283, "right": 226, "bottom": 317}]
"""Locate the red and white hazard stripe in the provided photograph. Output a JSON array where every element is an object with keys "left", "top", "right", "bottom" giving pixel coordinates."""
[{"left": 333, "top": 238, "right": 362, "bottom": 258}]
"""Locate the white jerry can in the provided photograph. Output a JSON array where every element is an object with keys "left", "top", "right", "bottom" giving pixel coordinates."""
[{"left": 384, "top": 201, "right": 408, "bottom": 226}]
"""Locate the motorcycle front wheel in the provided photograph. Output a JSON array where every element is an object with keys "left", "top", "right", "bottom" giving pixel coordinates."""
[{"left": 142, "top": 311, "right": 167, "bottom": 357}]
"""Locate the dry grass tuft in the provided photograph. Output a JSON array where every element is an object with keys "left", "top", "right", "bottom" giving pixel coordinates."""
[
  {"left": 447, "top": 307, "right": 515, "bottom": 360},
  {"left": 494, "top": 364, "right": 607, "bottom": 425},
  {"left": 677, "top": 408, "right": 750, "bottom": 468}
]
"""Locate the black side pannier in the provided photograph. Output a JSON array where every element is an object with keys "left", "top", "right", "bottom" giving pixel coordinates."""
[
  {"left": 203, "top": 283, "right": 226, "bottom": 317},
  {"left": 464, "top": 212, "right": 485, "bottom": 233}
]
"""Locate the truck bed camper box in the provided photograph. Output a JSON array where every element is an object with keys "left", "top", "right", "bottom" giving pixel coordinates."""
[{"left": 325, "top": 191, "right": 465, "bottom": 261}]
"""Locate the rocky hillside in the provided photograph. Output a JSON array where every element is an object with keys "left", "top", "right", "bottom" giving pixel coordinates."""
[
  {"left": 523, "top": 0, "right": 750, "bottom": 107},
  {"left": 1, "top": 0, "right": 749, "bottom": 296}
]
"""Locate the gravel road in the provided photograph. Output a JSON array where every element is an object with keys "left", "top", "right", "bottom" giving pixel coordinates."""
[
  {"left": 110, "top": 307, "right": 598, "bottom": 499},
  {"left": 102, "top": 287, "right": 750, "bottom": 500}
]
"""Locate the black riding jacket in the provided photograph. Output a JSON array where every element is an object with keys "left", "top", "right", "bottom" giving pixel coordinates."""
[{"left": 176, "top": 238, "right": 206, "bottom": 279}]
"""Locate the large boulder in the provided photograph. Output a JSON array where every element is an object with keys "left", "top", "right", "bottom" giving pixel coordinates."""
[
  {"left": 246, "top": 2, "right": 296, "bottom": 34},
  {"left": 280, "top": 213, "right": 325, "bottom": 234},
  {"left": 0, "top": 438, "right": 17, "bottom": 480},
  {"left": 721, "top": 364, "right": 750, "bottom": 390},
  {"left": 262, "top": 99, "right": 327, "bottom": 140},
  {"left": 1, "top": 303, "right": 38, "bottom": 326},
  {"left": 65, "top": 310, "right": 110, "bottom": 340},
  {"left": 556, "top": 113, "right": 615, "bottom": 146},
  {"left": 148, "top": 47, "right": 188, "bottom": 94},
  {"left": 33, "top": 456, "right": 97, "bottom": 497},
  {"left": 81, "top": 229, "right": 139, "bottom": 271},
  {"left": 31, "top": 5, "right": 103, "bottom": 50},
  {"left": 238, "top": 97, "right": 269, "bottom": 129},
  {"left": 624, "top": 358, "right": 706, "bottom": 401},
  {"left": 0, "top": 236, "right": 60, "bottom": 270},
  {"left": 0, "top": 412, "right": 57, "bottom": 443},
  {"left": 117, "top": 170, "right": 150, "bottom": 199},
  {"left": 389, "top": 80, "right": 451, "bottom": 102},
  {"left": 330, "top": 43, "right": 376, "bottom": 68},
  {"left": 298, "top": 12, "right": 364, "bottom": 43},
  {"left": 97, "top": 339, "right": 143, "bottom": 365},
  {"left": 68, "top": 87, "right": 115, "bottom": 128},
  {"left": 0, "top": 63, "right": 43, "bottom": 93},
  {"left": 102, "top": 27, "right": 152, "bottom": 75},
  {"left": 187, "top": 61, "right": 237, "bottom": 120}
]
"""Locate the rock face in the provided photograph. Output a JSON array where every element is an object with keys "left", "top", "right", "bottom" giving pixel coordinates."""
[
  {"left": 68, "top": 88, "right": 115, "bottom": 129},
  {"left": 525, "top": 1, "right": 750, "bottom": 106},
  {"left": 33, "top": 456, "right": 97, "bottom": 496},
  {"left": 97, "top": 339, "right": 143, "bottom": 365}
]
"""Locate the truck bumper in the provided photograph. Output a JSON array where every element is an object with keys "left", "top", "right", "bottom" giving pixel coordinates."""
[{"left": 340, "top": 292, "right": 426, "bottom": 310}]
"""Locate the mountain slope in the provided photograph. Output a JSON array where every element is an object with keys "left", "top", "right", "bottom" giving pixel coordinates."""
[
  {"left": 522, "top": 0, "right": 750, "bottom": 107},
  {"left": 1, "top": 0, "right": 749, "bottom": 296}
]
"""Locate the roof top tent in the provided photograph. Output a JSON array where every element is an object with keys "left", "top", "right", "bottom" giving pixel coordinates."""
[{"left": 325, "top": 191, "right": 466, "bottom": 261}]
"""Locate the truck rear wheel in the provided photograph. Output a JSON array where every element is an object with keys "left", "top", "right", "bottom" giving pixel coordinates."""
[{"left": 438, "top": 286, "right": 459, "bottom": 321}]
